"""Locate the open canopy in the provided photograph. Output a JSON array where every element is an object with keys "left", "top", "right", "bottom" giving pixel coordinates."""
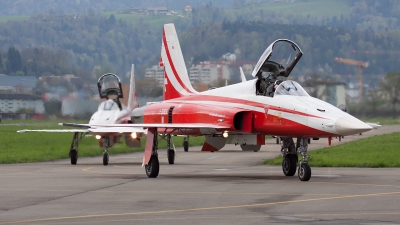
[
  {"left": 251, "top": 39, "right": 303, "bottom": 78},
  {"left": 97, "top": 73, "right": 123, "bottom": 100}
]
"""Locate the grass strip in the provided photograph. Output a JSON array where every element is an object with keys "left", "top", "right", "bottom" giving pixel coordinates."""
[
  {"left": 0, "top": 121, "right": 204, "bottom": 164},
  {"left": 264, "top": 132, "right": 400, "bottom": 167}
]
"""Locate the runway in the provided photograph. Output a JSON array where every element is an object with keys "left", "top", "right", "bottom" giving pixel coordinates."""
[{"left": 0, "top": 125, "right": 399, "bottom": 224}]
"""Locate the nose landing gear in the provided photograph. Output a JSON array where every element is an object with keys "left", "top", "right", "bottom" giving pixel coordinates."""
[{"left": 280, "top": 137, "right": 311, "bottom": 181}]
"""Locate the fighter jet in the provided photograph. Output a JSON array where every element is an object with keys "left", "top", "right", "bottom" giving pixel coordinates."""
[{"left": 85, "top": 24, "right": 372, "bottom": 181}]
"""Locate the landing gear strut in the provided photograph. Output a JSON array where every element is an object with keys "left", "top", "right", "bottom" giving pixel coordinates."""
[{"left": 69, "top": 132, "right": 87, "bottom": 165}]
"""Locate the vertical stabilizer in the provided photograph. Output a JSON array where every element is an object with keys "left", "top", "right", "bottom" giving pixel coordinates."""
[
  {"left": 161, "top": 23, "right": 197, "bottom": 101},
  {"left": 127, "top": 64, "right": 138, "bottom": 111}
]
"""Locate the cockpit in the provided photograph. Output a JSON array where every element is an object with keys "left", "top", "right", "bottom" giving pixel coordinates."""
[
  {"left": 274, "top": 80, "right": 309, "bottom": 96},
  {"left": 97, "top": 73, "right": 124, "bottom": 110},
  {"left": 251, "top": 39, "right": 303, "bottom": 97},
  {"left": 98, "top": 100, "right": 120, "bottom": 111}
]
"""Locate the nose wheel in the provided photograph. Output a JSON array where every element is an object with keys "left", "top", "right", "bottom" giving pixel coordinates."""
[
  {"left": 102, "top": 137, "right": 110, "bottom": 166},
  {"left": 103, "top": 153, "right": 109, "bottom": 165},
  {"left": 298, "top": 163, "right": 311, "bottom": 181}
]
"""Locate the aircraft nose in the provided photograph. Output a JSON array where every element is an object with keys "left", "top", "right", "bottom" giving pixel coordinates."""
[{"left": 335, "top": 117, "right": 373, "bottom": 136}]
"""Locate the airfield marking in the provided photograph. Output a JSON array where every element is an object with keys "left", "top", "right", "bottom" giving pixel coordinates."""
[
  {"left": 6, "top": 212, "right": 400, "bottom": 224},
  {"left": 1, "top": 191, "right": 400, "bottom": 224},
  {"left": 0, "top": 188, "right": 346, "bottom": 196},
  {"left": 11, "top": 215, "right": 276, "bottom": 225}
]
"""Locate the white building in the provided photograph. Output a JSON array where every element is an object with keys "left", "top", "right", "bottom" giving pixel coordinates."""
[
  {"left": 0, "top": 94, "right": 45, "bottom": 114},
  {"left": 189, "top": 63, "right": 211, "bottom": 83},
  {"left": 145, "top": 65, "right": 164, "bottom": 86},
  {"left": 190, "top": 61, "right": 231, "bottom": 84}
]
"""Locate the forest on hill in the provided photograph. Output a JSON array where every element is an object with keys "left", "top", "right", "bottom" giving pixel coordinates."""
[
  {"left": 0, "top": 13, "right": 399, "bottom": 88},
  {"left": 0, "top": 0, "right": 237, "bottom": 15}
]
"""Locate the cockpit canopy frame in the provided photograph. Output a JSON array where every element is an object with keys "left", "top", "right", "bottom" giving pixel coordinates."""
[
  {"left": 251, "top": 39, "right": 303, "bottom": 78},
  {"left": 97, "top": 73, "right": 123, "bottom": 100}
]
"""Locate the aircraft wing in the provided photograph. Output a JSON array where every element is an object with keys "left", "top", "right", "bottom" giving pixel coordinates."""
[
  {"left": 88, "top": 127, "right": 147, "bottom": 133},
  {"left": 17, "top": 129, "right": 88, "bottom": 133},
  {"left": 77, "top": 123, "right": 230, "bottom": 130},
  {"left": 18, "top": 122, "right": 229, "bottom": 134}
]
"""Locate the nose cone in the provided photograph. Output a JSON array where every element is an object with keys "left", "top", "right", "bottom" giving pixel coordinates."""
[{"left": 335, "top": 117, "right": 373, "bottom": 136}]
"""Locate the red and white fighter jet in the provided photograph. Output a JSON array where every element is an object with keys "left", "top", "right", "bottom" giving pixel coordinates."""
[{"left": 69, "top": 24, "right": 373, "bottom": 181}]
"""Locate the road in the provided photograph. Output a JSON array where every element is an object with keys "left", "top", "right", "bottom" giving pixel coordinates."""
[{"left": 0, "top": 125, "right": 399, "bottom": 224}]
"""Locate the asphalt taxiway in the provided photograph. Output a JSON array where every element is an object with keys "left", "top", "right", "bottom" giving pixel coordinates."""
[{"left": 0, "top": 125, "right": 399, "bottom": 224}]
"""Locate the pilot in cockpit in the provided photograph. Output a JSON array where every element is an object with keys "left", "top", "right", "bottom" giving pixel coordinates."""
[
  {"left": 268, "top": 79, "right": 283, "bottom": 97},
  {"left": 97, "top": 73, "right": 123, "bottom": 111}
]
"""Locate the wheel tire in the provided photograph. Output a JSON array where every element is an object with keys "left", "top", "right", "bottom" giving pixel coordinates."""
[
  {"left": 276, "top": 138, "right": 280, "bottom": 144},
  {"left": 298, "top": 163, "right": 311, "bottom": 181},
  {"left": 103, "top": 153, "right": 109, "bottom": 166},
  {"left": 183, "top": 141, "right": 189, "bottom": 152},
  {"left": 167, "top": 149, "right": 175, "bottom": 164},
  {"left": 282, "top": 154, "right": 297, "bottom": 176},
  {"left": 70, "top": 150, "right": 78, "bottom": 165},
  {"left": 145, "top": 155, "right": 160, "bottom": 178}
]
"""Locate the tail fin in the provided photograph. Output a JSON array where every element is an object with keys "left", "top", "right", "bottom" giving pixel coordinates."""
[
  {"left": 161, "top": 23, "right": 197, "bottom": 101},
  {"left": 127, "top": 64, "right": 138, "bottom": 111},
  {"left": 239, "top": 67, "right": 247, "bottom": 82}
]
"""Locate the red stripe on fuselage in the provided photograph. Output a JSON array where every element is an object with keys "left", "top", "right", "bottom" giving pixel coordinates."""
[
  {"left": 162, "top": 29, "right": 193, "bottom": 94},
  {"left": 165, "top": 94, "right": 327, "bottom": 119}
]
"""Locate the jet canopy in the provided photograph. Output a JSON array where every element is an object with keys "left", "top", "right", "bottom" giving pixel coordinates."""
[
  {"left": 97, "top": 73, "right": 123, "bottom": 100},
  {"left": 251, "top": 39, "right": 303, "bottom": 78},
  {"left": 274, "top": 80, "right": 309, "bottom": 96}
]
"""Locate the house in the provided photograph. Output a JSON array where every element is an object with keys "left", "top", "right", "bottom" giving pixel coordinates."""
[
  {"left": 146, "top": 7, "right": 168, "bottom": 15},
  {"left": 145, "top": 65, "right": 164, "bottom": 86},
  {"left": 0, "top": 75, "right": 36, "bottom": 94},
  {"left": 184, "top": 5, "right": 192, "bottom": 12},
  {"left": 0, "top": 94, "right": 45, "bottom": 114}
]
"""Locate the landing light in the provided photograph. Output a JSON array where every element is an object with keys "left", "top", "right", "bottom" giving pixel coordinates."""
[
  {"left": 95, "top": 135, "right": 101, "bottom": 140},
  {"left": 131, "top": 132, "right": 137, "bottom": 139},
  {"left": 223, "top": 131, "right": 229, "bottom": 138}
]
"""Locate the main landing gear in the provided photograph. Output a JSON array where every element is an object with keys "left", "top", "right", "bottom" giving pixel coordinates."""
[
  {"left": 145, "top": 128, "right": 178, "bottom": 178},
  {"left": 166, "top": 134, "right": 175, "bottom": 164},
  {"left": 280, "top": 137, "right": 311, "bottom": 181},
  {"left": 183, "top": 135, "right": 189, "bottom": 152},
  {"left": 145, "top": 128, "right": 160, "bottom": 178},
  {"left": 69, "top": 132, "right": 87, "bottom": 165}
]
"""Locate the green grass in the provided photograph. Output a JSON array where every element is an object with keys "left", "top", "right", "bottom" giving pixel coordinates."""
[
  {"left": 0, "top": 120, "right": 204, "bottom": 164},
  {"left": 0, "top": 15, "right": 30, "bottom": 23},
  {"left": 230, "top": 0, "right": 350, "bottom": 18},
  {"left": 101, "top": 12, "right": 187, "bottom": 29},
  {"left": 264, "top": 132, "right": 400, "bottom": 167},
  {"left": 359, "top": 117, "right": 400, "bottom": 125}
]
